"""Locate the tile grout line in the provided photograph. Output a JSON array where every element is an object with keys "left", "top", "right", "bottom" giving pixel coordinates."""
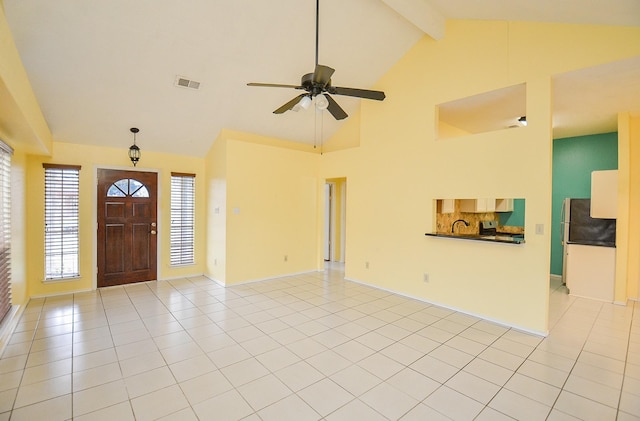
[
  {"left": 7, "top": 299, "right": 41, "bottom": 417},
  {"left": 615, "top": 300, "right": 636, "bottom": 421},
  {"left": 544, "top": 298, "right": 618, "bottom": 420}
]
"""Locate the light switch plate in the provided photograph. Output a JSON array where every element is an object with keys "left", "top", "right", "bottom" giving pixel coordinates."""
[{"left": 535, "top": 224, "right": 544, "bottom": 235}]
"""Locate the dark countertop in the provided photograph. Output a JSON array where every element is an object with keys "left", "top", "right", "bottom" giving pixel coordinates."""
[{"left": 425, "top": 232, "right": 525, "bottom": 244}]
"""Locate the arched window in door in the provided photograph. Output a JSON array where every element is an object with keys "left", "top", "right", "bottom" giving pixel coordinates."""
[{"left": 107, "top": 178, "right": 149, "bottom": 198}]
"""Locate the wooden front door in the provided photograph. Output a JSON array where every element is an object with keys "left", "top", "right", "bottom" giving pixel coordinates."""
[{"left": 97, "top": 169, "right": 157, "bottom": 287}]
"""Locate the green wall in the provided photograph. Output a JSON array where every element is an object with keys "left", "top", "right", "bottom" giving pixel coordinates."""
[
  {"left": 550, "top": 132, "right": 618, "bottom": 276},
  {"left": 499, "top": 199, "right": 526, "bottom": 227}
]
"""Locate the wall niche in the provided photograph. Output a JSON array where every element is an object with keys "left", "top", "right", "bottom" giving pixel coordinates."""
[{"left": 436, "top": 83, "right": 527, "bottom": 139}]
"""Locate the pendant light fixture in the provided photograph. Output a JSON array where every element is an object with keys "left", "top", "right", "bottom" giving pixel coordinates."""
[{"left": 128, "top": 127, "right": 141, "bottom": 166}]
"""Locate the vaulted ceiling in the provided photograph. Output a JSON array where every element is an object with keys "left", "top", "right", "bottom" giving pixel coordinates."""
[{"left": 4, "top": 0, "right": 640, "bottom": 156}]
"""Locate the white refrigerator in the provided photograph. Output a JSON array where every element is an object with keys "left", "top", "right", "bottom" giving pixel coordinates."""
[{"left": 561, "top": 198, "right": 616, "bottom": 301}]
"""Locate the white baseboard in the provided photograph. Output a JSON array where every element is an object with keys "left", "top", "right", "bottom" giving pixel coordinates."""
[
  {"left": 207, "top": 270, "right": 318, "bottom": 287},
  {"left": 203, "top": 274, "right": 225, "bottom": 287},
  {"left": 550, "top": 274, "right": 563, "bottom": 282},
  {"left": 0, "top": 305, "right": 25, "bottom": 357},
  {"left": 158, "top": 273, "right": 207, "bottom": 283},
  {"left": 29, "top": 288, "right": 94, "bottom": 300}
]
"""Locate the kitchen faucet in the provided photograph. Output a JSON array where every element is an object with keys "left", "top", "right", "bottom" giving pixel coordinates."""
[{"left": 451, "top": 219, "right": 470, "bottom": 233}]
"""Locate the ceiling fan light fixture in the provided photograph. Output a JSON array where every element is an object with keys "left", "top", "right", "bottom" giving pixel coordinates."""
[
  {"left": 315, "top": 93, "right": 329, "bottom": 110},
  {"left": 298, "top": 95, "right": 312, "bottom": 110}
]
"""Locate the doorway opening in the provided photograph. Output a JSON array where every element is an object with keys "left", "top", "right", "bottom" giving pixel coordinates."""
[{"left": 324, "top": 178, "right": 346, "bottom": 263}]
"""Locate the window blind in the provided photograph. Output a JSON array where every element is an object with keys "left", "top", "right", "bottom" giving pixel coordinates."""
[
  {"left": 0, "top": 141, "right": 12, "bottom": 323},
  {"left": 170, "top": 173, "right": 195, "bottom": 266},
  {"left": 44, "top": 164, "right": 81, "bottom": 279}
]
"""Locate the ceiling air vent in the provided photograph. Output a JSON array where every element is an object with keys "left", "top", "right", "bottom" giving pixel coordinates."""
[{"left": 175, "top": 76, "right": 201, "bottom": 90}]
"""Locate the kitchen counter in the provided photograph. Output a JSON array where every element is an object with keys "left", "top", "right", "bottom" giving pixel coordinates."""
[{"left": 425, "top": 232, "right": 525, "bottom": 244}]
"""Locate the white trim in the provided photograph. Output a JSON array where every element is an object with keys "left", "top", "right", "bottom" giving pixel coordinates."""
[
  {"left": 29, "top": 288, "right": 94, "bottom": 300},
  {"left": 42, "top": 275, "right": 82, "bottom": 284},
  {"left": 568, "top": 292, "right": 617, "bottom": 304},
  {"left": 550, "top": 274, "right": 563, "bottom": 283},
  {"left": 345, "top": 276, "right": 549, "bottom": 337},
  {"left": 0, "top": 305, "right": 24, "bottom": 357},
  {"left": 205, "top": 270, "right": 318, "bottom": 287},
  {"left": 203, "top": 274, "right": 225, "bottom": 287},
  {"left": 158, "top": 273, "right": 206, "bottom": 283}
]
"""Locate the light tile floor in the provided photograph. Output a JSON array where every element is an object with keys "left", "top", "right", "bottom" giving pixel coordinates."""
[{"left": 0, "top": 265, "right": 638, "bottom": 420}]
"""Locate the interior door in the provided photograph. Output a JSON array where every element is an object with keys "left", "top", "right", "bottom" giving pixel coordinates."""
[{"left": 97, "top": 169, "right": 157, "bottom": 287}]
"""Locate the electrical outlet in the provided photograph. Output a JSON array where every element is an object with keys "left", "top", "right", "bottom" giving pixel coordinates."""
[
  {"left": 423, "top": 273, "right": 429, "bottom": 283},
  {"left": 284, "top": 255, "right": 288, "bottom": 262},
  {"left": 365, "top": 261, "right": 369, "bottom": 269}
]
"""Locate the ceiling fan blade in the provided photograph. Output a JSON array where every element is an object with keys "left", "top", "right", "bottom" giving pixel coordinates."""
[
  {"left": 273, "top": 94, "right": 307, "bottom": 114},
  {"left": 248, "top": 82, "right": 302, "bottom": 89},
  {"left": 312, "top": 65, "right": 335, "bottom": 87},
  {"left": 324, "top": 94, "right": 348, "bottom": 120},
  {"left": 330, "top": 86, "right": 386, "bottom": 101}
]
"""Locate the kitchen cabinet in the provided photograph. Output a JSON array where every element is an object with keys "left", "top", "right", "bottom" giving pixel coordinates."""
[
  {"left": 460, "top": 198, "right": 495, "bottom": 213},
  {"left": 438, "top": 199, "right": 455, "bottom": 214},
  {"left": 495, "top": 198, "right": 514, "bottom": 212},
  {"left": 591, "top": 170, "right": 618, "bottom": 219}
]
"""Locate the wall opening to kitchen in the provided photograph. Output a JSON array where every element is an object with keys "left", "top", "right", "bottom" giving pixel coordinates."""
[{"left": 434, "top": 198, "right": 525, "bottom": 240}]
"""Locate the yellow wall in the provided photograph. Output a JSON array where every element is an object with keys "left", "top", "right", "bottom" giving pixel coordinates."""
[
  {"left": 205, "top": 130, "right": 320, "bottom": 285},
  {"left": 631, "top": 115, "right": 640, "bottom": 299},
  {"left": 26, "top": 141, "right": 206, "bottom": 297},
  {"left": 319, "top": 21, "right": 640, "bottom": 333},
  {"left": 224, "top": 137, "right": 320, "bottom": 284},
  {"left": 322, "top": 111, "right": 361, "bottom": 152},
  {"left": 619, "top": 113, "right": 640, "bottom": 299},
  {"left": 204, "top": 131, "right": 228, "bottom": 283},
  {"left": 0, "top": 4, "right": 52, "bottom": 155},
  {"left": 0, "top": 5, "right": 50, "bottom": 338}
]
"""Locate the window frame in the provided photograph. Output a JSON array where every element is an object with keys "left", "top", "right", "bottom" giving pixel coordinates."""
[
  {"left": 0, "top": 140, "right": 13, "bottom": 323},
  {"left": 170, "top": 172, "right": 195, "bottom": 266},
  {"left": 43, "top": 163, "right": 81, "bottom": 281}
]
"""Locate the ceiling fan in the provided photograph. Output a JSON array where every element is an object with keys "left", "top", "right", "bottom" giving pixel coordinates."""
[{"left": 247, "top": 0, "right": 386, "bottom": 120}]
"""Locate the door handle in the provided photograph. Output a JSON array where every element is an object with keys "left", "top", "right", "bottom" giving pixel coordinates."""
[{"left": 150, "top": 230, "right": 157, "bottom": 235}]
